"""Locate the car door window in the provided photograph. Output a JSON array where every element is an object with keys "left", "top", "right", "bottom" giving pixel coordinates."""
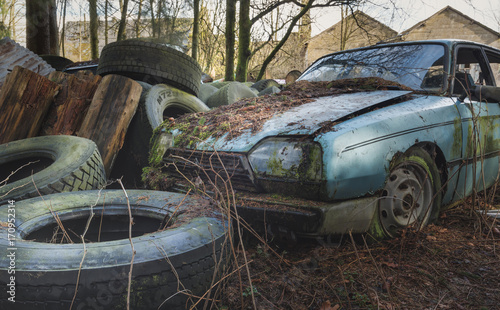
[
  {"left": 484, "top": 50, "right": 500, "bottom": 86},
  {"left": 453, "top": 47, "right": 493, "bottom": 96}
]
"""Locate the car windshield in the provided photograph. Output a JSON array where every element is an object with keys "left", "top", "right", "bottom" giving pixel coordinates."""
[{"left": 299, "top": 43, "right": 446, "bottom": 92}]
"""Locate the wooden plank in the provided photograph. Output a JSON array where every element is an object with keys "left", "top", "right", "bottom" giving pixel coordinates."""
[
  {"left": 77, "top": 74, "right": 142, "bottom": 176},
  {"left": 0, "top": 66, "right": 60, "bottom": 144},
  {"left": 41, "top": 71, "right": 102, "bottom": 136}
]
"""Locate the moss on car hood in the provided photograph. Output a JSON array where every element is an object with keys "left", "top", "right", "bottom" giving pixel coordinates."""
[{"left": 155, "top": 78, "right": 412, "bottom": 150}]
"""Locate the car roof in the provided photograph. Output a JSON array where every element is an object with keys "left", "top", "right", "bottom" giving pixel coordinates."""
[
  {"left": 305, "top": 39, "right": 500, "bottom": 71},
  {"left": 376, "top": 39, "right": 500, "bottom": 51},
  {"left": 319, "top": 39, "right": 500, "bottom": 56}
]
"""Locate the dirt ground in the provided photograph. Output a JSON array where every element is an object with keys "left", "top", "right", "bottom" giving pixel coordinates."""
[{"left": 218, "top": 192, "right": 500, "bottom": 310}]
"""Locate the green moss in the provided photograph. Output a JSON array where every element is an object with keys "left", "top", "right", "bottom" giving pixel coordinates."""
[
  {"left": 465, "top": 115, "right": 500, "bottom": 157},
  {"left": 452, "top": 118, "right": 462, "bottom": 158}
]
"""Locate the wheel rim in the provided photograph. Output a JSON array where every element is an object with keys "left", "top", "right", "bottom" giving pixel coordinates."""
[{"left": 379, "top": 163, "right": 434, "bottom": 236}]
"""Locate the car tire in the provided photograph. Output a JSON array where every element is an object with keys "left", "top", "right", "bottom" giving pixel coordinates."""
[
  {"left": 251, "top": 79, "right": 280, "bottom": 92},
  {"left": 146, "top": 84, "right": 210, "bottom": 129},
  {"left": 39, "top": 55, "right": 74, "bottom": 71},
  {"left": 209, "top": 81, "right": 233, "bottom": 89},
  {"left": 0, "top": 190, "right": 230, "bottom": 310},
  {"left": 285, "top": 70, "right": 302, "bottom": 84},
  {"left": 0, "top": 135, "right": 106, "bottom": 204},
  {"left": 97, "top": 39, "right": 202, "bottom": 96},
  {"left": 258, "top": 85, "right": 281, "bottom": 96},
  {"left": 110, "top": 84, "right": 209, "bottom": 187},
  {"left": 206, "top": 82, "right": 257, "bottom": 108},
  {"left": 198, "top": 83, "right": 219, "bottom": 104},
  {"left": 376, "top": 147, "right": 442, "bottom": 238}
]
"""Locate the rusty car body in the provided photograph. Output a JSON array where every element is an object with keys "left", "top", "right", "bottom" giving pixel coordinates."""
[{"left": 150, "top": 40, "right": 500, "bottom": 239}]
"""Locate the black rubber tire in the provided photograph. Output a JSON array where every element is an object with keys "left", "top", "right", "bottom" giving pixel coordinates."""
[
  {"left": 110, "top": 84, "right": 209, "bottom": 187},
  {"left": 39, "top": 55, "right": 74, "bottom": 71},
  {"left": 97, "top": 39, "right": 202, "bottom": 96},
  {"left": 377, "top": 147, "right": 442, "bottom": 238},
  {"left": 258, "top": 85, "right": 281, "bottom": 96},
  {"left": 145, "top": 84, "right": 210, "bottom": 129},
  {"left": 206, "top": 82, "right": 257, "bottom": 108},
  {"left": 198, "top": 83, "right": 219, "bottom": 104},
  {"left": 0, "top": 190, "right": 230, "bottom": 309},
  {"left": 0, "top": 136, "right": 106, "bottom": 204},
  {"left": 251, "top": 79, "right": 280, "bottom": 92}
]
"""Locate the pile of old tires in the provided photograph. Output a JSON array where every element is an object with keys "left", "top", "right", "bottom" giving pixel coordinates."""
[
  {"left": 0, "top": 138, "right": 230, "bottom": 309},
  {"left": 198, "top": 79, "right": 283, "bottom": 108},
  {"left": 94, "top": 39, "right": 210, "bottom": 186},
  {"left": 97, "top": 39, "right": 283, "bottom": 186},
  {"left": 0, "top": 189, "right": 229, "bottom": 309},
  {"left": 0, "top": 39, "right": 231, "bottom": 309}
]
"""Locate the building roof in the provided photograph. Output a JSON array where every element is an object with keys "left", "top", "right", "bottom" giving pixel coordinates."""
[
  {"left": 309, "top": 10, "right": 397, "bottom": 42},
  {"left": 401, "top": 6, "right": 500, "bottom": 37}
]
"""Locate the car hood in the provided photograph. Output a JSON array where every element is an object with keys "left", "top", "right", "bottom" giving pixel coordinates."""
[{"left": 199, "top": 90, "right": 413, "bottom": 152}]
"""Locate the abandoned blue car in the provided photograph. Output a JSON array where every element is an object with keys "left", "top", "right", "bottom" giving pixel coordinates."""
[{"left": 147, "top": 40, "right": 500, "bottom": 239}]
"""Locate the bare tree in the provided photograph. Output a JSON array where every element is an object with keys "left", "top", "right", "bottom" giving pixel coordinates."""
[
  {"left": 191, "top": 0, "right": 199, "bottom": 60},
  {"left": 117, "top": 0, "right": 129, "bottom": 40},
  {"left": 26, "top": 0, "right": 59, "bottom": 55},
  {"left": 0, "top": 0, "right": 8, "bottom": 37},
  {"left": 256, "top": 0, "right": 313, "bottom": 80},
  {"left": 224, "top": 0, "right": 236, "bottom": 81},
  {"left": 89, "top": 0, "right": 98, "bottom": 58},
  {"left": 235, "top": 0, "right": 251, "bottom": 81},
  {"left": 197, "top": 1, "right": 226, "bottom": 77}
]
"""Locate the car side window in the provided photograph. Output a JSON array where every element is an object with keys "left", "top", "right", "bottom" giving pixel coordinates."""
[
  {"left": 453, "top": 47, "right": 492, "bottom": 96},
  {"left": 484, "top": 50, "right": 500, "bottom": 86}
]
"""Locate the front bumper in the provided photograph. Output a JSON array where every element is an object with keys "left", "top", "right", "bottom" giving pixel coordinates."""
[{"left": 235, "top": 194, "right": 379, "bottom": 237}]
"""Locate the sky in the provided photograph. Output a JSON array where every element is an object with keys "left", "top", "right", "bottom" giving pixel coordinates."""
[{"left": 310, "top": 0, "right": 500, "bottom": 36}]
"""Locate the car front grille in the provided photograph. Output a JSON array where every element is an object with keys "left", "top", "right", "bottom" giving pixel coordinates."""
[{"left": 161, "top": 148, "right": 258, "bottom": 192}]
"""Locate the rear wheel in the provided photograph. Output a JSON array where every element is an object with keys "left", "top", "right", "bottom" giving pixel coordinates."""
[{"left": 378, "top": 148, "right": 442, "bottom": 238}]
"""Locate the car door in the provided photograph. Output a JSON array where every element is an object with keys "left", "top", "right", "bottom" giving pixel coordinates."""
[{"left": 452, "top": 44, "right": 500, "bottom": 201}]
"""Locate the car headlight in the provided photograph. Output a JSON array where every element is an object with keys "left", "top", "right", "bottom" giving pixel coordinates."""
[{"left": 248, "top": 138, "right": 323, "bottom": 181}]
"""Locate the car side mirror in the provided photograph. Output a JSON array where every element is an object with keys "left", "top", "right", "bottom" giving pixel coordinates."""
[
  {"left": 458, "top": 85, "right": 500, "bottom": 103},
  {"left": 474, "top": 85, "right": 500, "bottom": 103}
]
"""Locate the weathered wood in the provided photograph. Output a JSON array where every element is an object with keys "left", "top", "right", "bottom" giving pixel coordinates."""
[
  {"left": 41, "top": 71, "right": 102, "bottom": 136},
  {"left": 0, "top": 66, "right": 60, "bottom": 144},
  {"left": 77, "top": 74, "right": 142, "bottom": 176}
]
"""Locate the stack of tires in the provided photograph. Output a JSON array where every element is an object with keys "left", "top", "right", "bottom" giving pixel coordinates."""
[
  {"left": 0, "top": 39, "right": 231, "bottom": 310},
  {"left": 95, "top": 39, "right": 210, "bottom": 187},
  {"left": 198, "top": 79, "right": 283, "bottom": 108}
]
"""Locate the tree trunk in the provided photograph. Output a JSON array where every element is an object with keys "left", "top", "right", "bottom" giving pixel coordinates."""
[
  {"left": 26, "top": 0, "right": 51, "bottom": 54},
  {"left": 105, "top": 0, "right": 109, "bottom": 44},
  {"left": 48, "top": 0, "right": 58, "bottom": 55},
  {"left": 136, "top": 0, "right": 143, "bottom": 38},
  {"left": 0, "top": 66, "right": 60, "bottom": 144},
  {"left": 236, "top": 0, "right": 251, "bottom": 82},
  {"left": 191, "top": 0, "right": 200, "bottom": 61},
  {"left": 77, "top": 74, "right": 142, "bottom": 176},
  {"left": 150, "top": 0, "right": 156, "bottom": 37},
  {"left": 225, "top": 0, "right": 236, "bottom": 81},
  {"left": 60, "top": 0, "right": 67, "bottom": 57},
  {"left": 117, "top": 0, "right": 129, "bottom": 41},
  {"left": 156, "top": 0, "right": 162, "bottom": 37},
  {"left": 89, "top": 0, "right": 99, "bottom": 59}
]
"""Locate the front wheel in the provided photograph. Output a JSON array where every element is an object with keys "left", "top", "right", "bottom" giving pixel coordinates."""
[{"left": 378, "top": 147, "right": 442, "bottom": 238}]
